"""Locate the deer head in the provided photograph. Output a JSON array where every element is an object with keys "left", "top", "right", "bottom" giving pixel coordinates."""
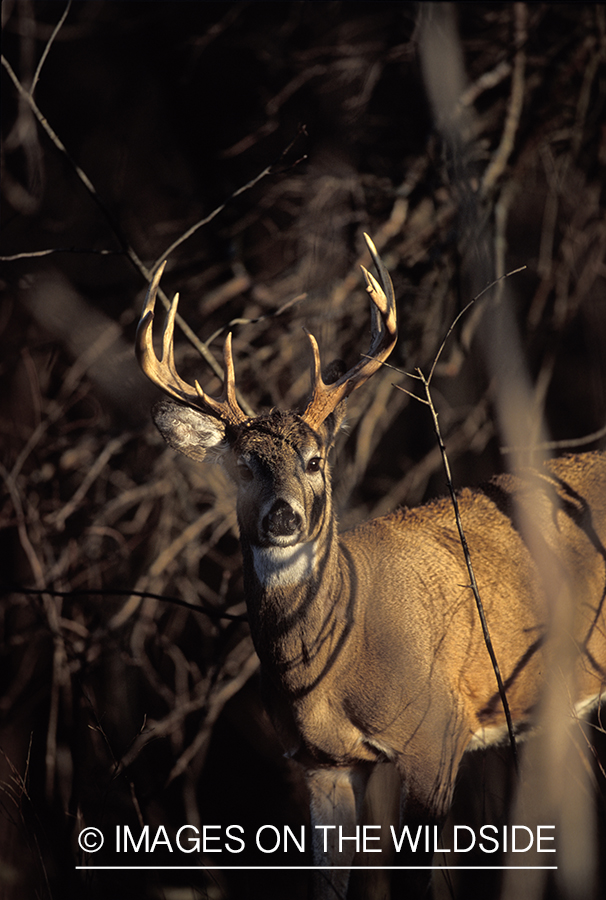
[{"left": 136, "top": 235, "right": 397, "bottom": 575}]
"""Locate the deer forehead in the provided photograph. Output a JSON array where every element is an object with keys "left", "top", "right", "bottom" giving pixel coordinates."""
[{"left": 233, "top": 412, "right": 325, "bottom": 465}]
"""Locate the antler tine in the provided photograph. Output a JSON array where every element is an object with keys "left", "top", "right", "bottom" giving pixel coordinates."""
[
  {"left": 194, "top": 331, "right": 249, "bottom": 426},
  {"left": 302, "top": 234, "right": 397, "bottom": 429},
  {"left": 136, "top": 262, "right": 249, "bottom": 428}
]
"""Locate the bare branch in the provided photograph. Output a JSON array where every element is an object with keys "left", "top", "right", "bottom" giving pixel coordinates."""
[{"left": 29, "top": 1, "right": 72, "bottom": 97}]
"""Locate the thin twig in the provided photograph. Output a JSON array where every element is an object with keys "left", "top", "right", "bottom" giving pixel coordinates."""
[
  {"left": 166, "top": 650, "right": 260, "bottom": 784},
  {"left": 1, "top": 52, "right": 295, "bottom": 417},
  {"left": 0, "top": 462, "right": 45, "bottom": 588},
  {"left": 428, "top": 266, "right": 527, "bottom": 383},
  {"left": 368, "top": 266, "right": 526, "bottom": 397},
  {"left": 0, "top": 247, "right": 123, "bottom": 261},
  {"left": 45, "top": 434, "right": 131, "bottom": 530},
  {"left": 1, "top": 585, "right": 247, "bottom": 622},
  {"left": 2, "top": 54, "right": 140, "bottom": 270},
  {"left": 2, "top": 52, "right": 229, "bottom": 397},
  {"left": 204, "top": 292, "right": 306, "bottom": 345},
  {"left": 481, "top": 2, "right": 527, "bottom": 193},
  {"left": 391, "top": 271, "right": 528, "bottom": 770},
  {"left": 153, "top": 124, "right": 305, "bottom": 268},
  {"left": 501, "top": 420, "right": 606, "bottom": 455},
  {"left": 409, "top": 370, "right": 519, "bottom": 771},
  {"left": 29, "top": 1, "right": 72, "bottom": 96},
  {"left": 154, "top": 165, "right": 272, "bottom": 268}
]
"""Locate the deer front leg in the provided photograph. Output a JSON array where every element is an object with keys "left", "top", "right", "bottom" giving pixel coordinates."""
[{"left": 306, "top": 765, "right": 372, "bottom": 900}]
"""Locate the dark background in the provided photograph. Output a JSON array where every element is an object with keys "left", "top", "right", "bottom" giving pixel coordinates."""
[{"left": 2, "top": 3, "right": 606, "bottom": 899}]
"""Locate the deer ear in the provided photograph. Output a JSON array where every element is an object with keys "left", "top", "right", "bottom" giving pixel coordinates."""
[
  {"left": 322, "top": 400, "right": 348, "bottom": 448},
  {"left": 151, "top": 399, "right": 228, "bottom": 462}
]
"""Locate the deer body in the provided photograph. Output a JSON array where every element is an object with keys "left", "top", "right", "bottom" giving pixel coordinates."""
[
  {"left": 242, "top": 446, "right": 606, "bottom": 808},
  {"left": 137, "top": 238, "right": 606, "bottom": 898}
]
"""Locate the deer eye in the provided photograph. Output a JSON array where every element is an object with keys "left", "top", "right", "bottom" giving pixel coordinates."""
[
  {"left": 306, "top": 457, "right": 322, "bottom": 474},
  {"left": 237, "top": 461, "right": 253, "bottom": 482}
]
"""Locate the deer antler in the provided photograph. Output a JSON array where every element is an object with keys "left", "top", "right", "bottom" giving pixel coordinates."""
[
  {"left": 301, "top": 234, "right": 398, "bottom": 429},
  {"left": 136, "top": 261, "right": 249, "bottom": 427}
]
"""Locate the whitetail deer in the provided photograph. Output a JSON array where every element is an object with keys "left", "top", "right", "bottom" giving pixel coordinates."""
[{"left": 136, "top": 236, "right": 606, "bottom": 899}]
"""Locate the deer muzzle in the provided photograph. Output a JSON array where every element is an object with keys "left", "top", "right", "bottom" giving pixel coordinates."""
[{"left": 263, "top": 499, "right": 303, "bottom": 542}]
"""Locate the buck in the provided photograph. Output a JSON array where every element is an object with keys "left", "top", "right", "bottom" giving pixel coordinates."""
[{"left": 136, "top": 236, "right": 606, "bottom": 898}]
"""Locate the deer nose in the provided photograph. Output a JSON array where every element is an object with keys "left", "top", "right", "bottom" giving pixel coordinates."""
[{"left": 264, "top": 499, "right": 302, "bottom": 538}]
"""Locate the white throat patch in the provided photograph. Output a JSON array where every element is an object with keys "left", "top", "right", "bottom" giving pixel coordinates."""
[{"left": 252, "top": 542, "right": 317, "bottom": 588}]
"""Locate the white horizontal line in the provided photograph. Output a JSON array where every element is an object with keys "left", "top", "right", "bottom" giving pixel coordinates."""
[{"left": 76, "top": 866, "right": 558, "bottom": 871}]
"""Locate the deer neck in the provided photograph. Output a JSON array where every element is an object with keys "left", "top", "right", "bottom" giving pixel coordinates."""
[{"left": 240, "top": 517, "right": 355, "bottom": 695}]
